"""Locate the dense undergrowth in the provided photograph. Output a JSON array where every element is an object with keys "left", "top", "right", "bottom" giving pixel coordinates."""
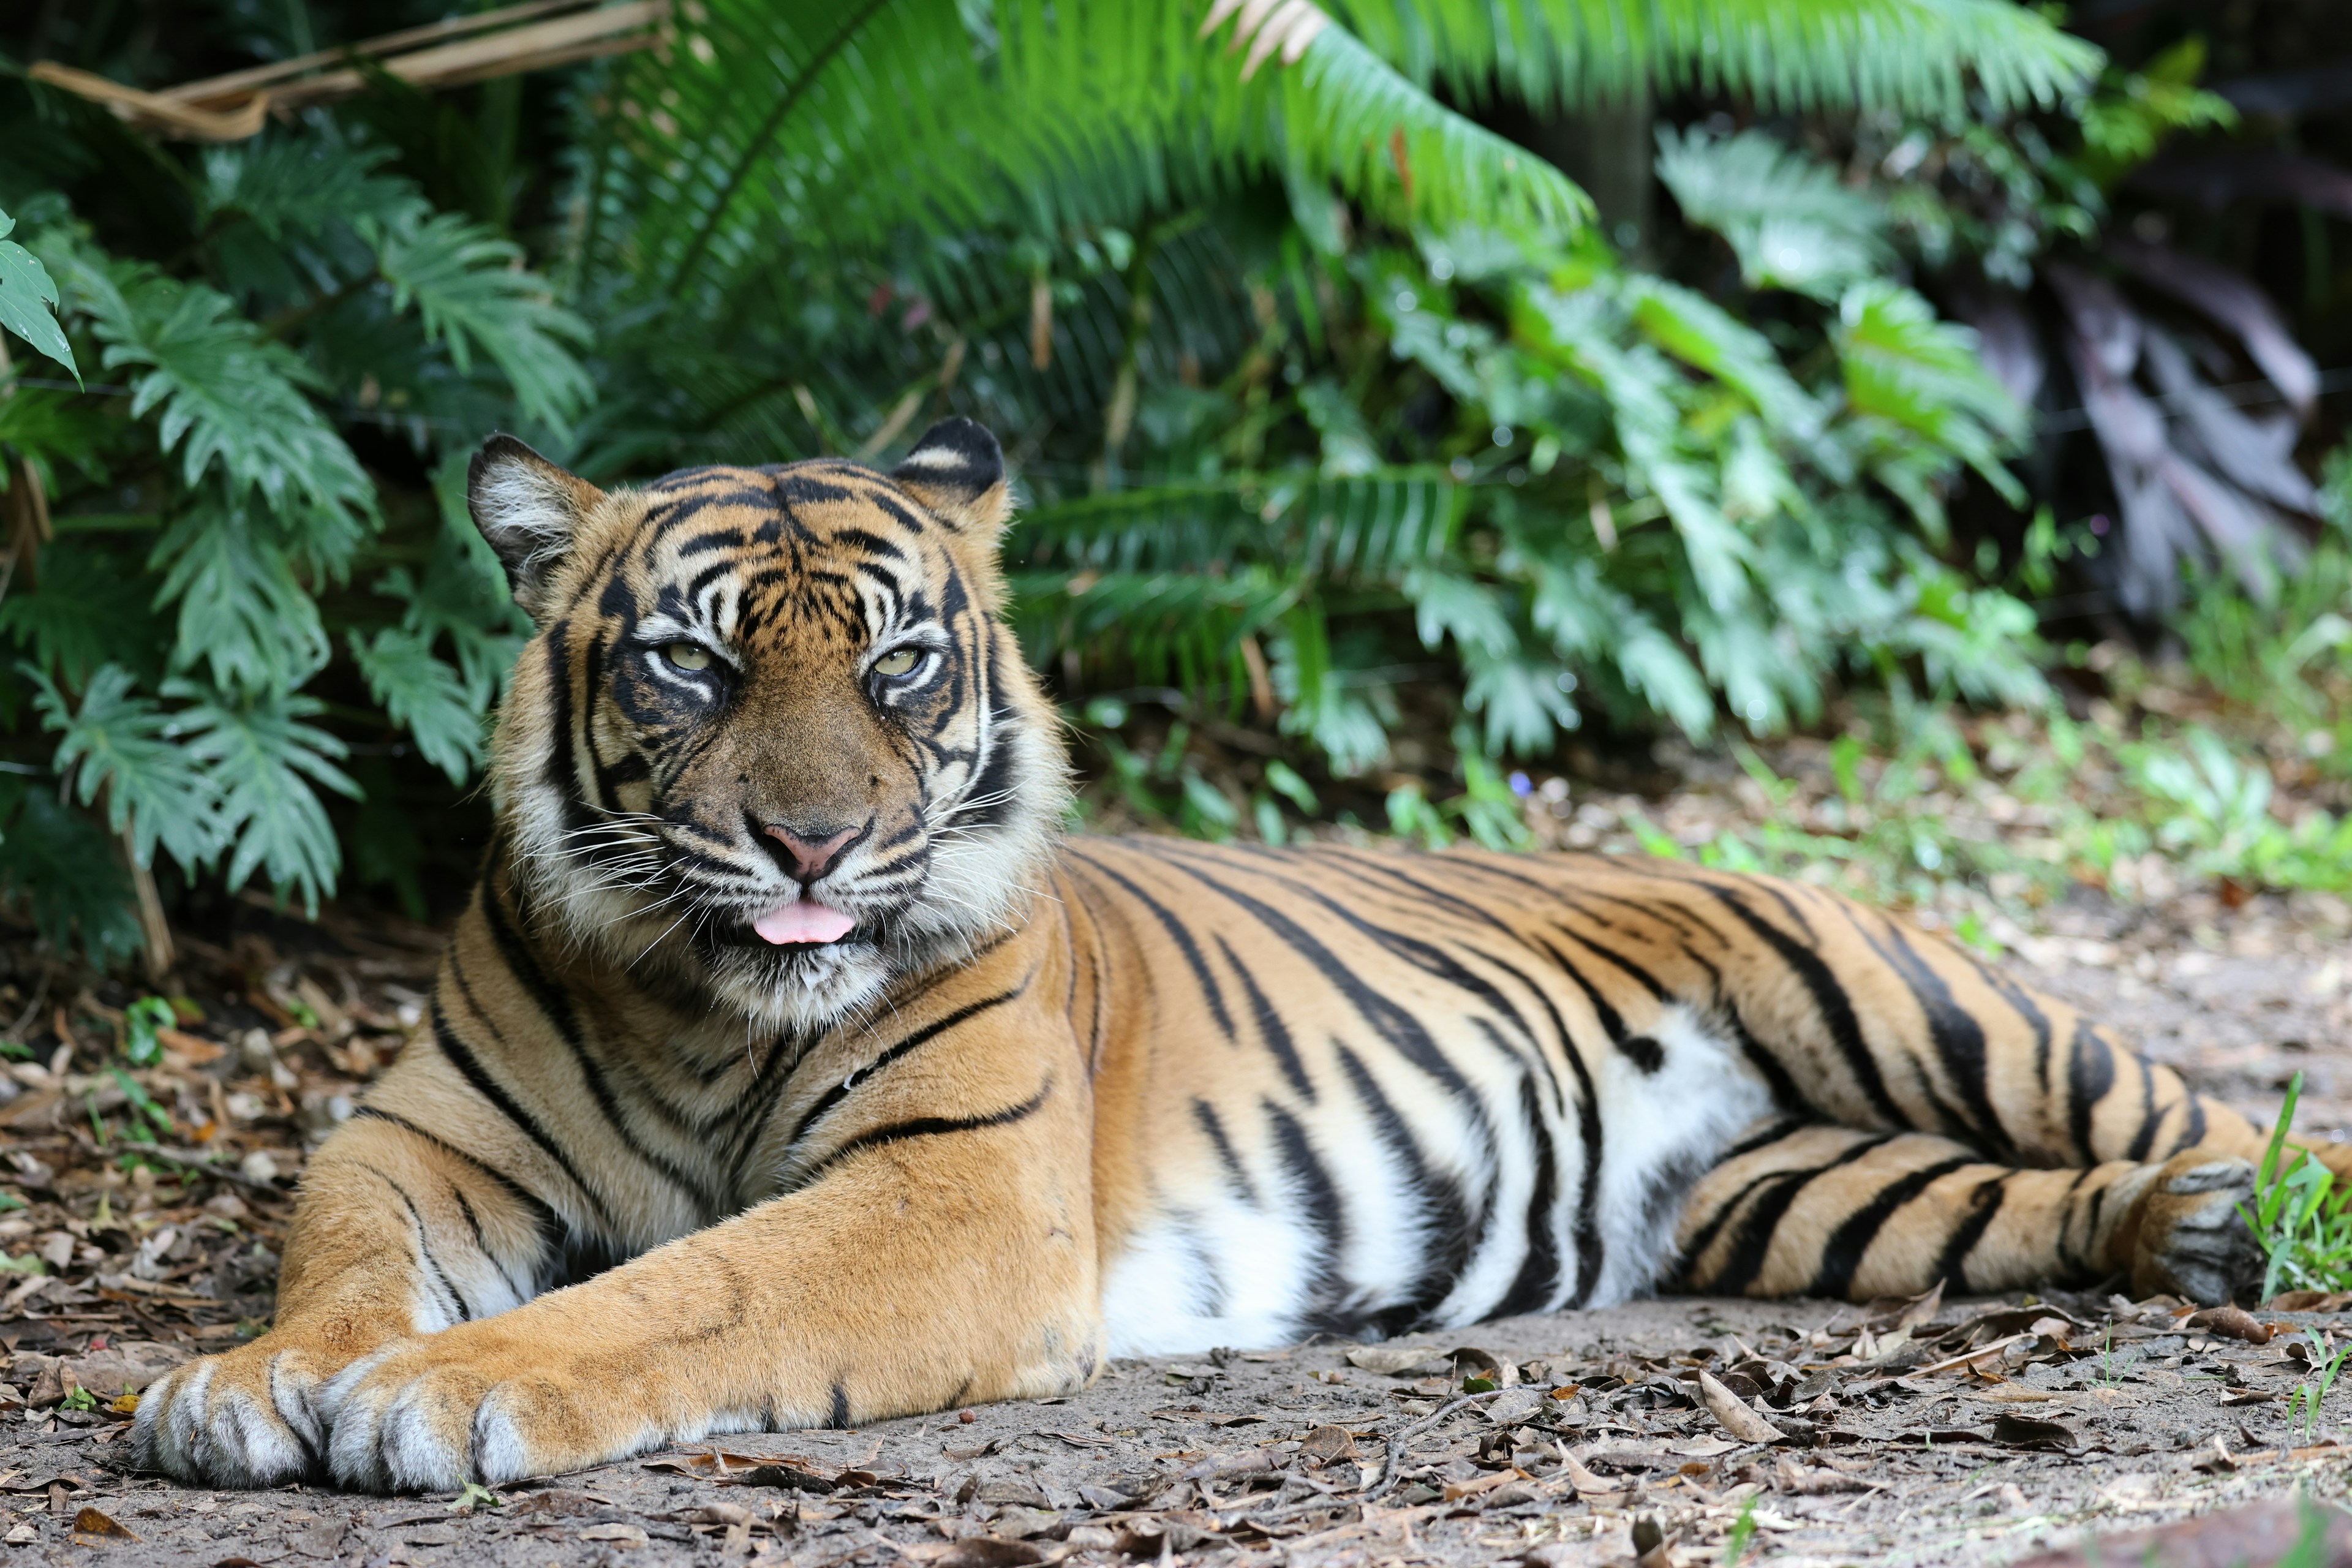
[{"left": 0, "top": 1, "right": 2344, "bottom": 965}]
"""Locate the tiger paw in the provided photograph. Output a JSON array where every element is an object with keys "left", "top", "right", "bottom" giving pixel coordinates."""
[
  {"left": 2130, "top": 1150, "right": 2262, "bottom": 1306},
  {"left": 317, "top": 1324, "right": 658, "bottom": 1492},
  {"left": 133, "top": 1336, "right": 349, "bottom": 1487}
]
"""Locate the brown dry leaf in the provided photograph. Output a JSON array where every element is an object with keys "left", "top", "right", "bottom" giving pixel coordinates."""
[
  {"left": 1859, "top": 1279, "right": 1945, "bottom": 1335},
  {"left": 1299, "top": 1424, "right": 1359, "bottom": 1466},
  {"left": 1447, "top": 1346, "right": 1517, "bottom": 1387},
  {"left": 578, "top": 1521, "right": 648, "bottom": 1547},
  {"left": 2185, "top": 1306, "right": 2272, "bottom": 1344},
  {"left": 2266, "top": 1290, "right": 2352, "bottom": 1313},
  {"left": 934, "top": 1537, "right": 1050, "bottom": 1568},
  {"left": 1697, "top": 1370, "right": 1784, "bottom": 1444},
  {"left": 1441, "top": 1467, "right": 1526, "bottom": 1502},
  {"left": 70, "top": 1506, "right": 136, "bottom": 1542},
  {"left": 1345, "top": 1344, "right": 1447, "bottom": 1376}
]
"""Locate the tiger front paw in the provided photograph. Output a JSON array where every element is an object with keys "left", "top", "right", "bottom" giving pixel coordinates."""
[
  {"left": 2131, "top": 1150, "right": 2262, "bottom": 1306},
  {"left": 133, "top": 1336, "right": 352, "bottom": 1487},
  {"left": 317, "top": 1322, "right": 662, "bottom": 1492}
]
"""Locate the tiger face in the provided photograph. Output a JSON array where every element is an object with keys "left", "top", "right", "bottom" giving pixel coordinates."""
[{"left": 470, "top": 419, "right": 1067, "bottom": 1031}]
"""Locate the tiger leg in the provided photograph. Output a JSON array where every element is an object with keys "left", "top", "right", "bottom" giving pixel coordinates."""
[
  {"left": 134, "top": 1114, "right": 551, "bottom": 1487},
  {"left": 311, "top": 1007, "right": 1101, "bottom": 1491},
  {"left": 1613, "top": 865, "right": 2352, "bottom": 1180},
  {"left": 1677, "top": 1121, "right": 2261, "bottom": 1305}
]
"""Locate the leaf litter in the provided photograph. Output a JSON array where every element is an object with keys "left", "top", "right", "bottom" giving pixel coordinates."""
[{"left": 2, "top": 864, "right": 2350, "bottom": 1562}]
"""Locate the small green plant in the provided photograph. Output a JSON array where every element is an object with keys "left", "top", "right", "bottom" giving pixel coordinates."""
[
  {"left": 121, "top": 997, "right": 175, "bottom": 1068},
  {"left": 2277, "top": 1493, "right": 2339, "bottom": 1568},
  {"left": 1722, "top": 1495, "right": 1760, "bottom": 1568},
  {"left": 451, "top": 1482, "right": 502, "bottom": 1513},
  {"left": 2237, "top": 1074, "right": 2352, "bottom": 1302},
  {"left": 2289, "top": 1341, "right": 2352, "bottom": 1441},
  {"left": 59, "top": 1385, "right": 97, "bottom": 1412}
]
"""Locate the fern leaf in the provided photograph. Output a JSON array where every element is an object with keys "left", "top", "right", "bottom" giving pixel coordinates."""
[
  {"left": 349, "top": 627, "right": 484, "bottom": 785},
  {"left": 1654, "top": 127, "right": 1890, "bottom": 300},
  {"left": 1328, "top": 0, "right": 2101, "bottom": 118},
  {"left": 1836, "top": 278, "right": 2028, "bottom": 511},
  {"left": 46, "top": 244, "right": 374, "bottom": 519},
  {"left": 30, "top": 663, "right": 223, "bottom": 872},
  {"left": 198, "top": 134, "right": 423, "bottom": 244},
  {"left": 164, "top": 680, "right": 358, "bottom": 912},
  {"left": 148, "top": 500, "right": 334, "bottom": 696},
  {"left": 0, "top": 782, "right": 141, "bottom": 965},
  {"left": 372, "top": 213, "right": 595, "bottom": 432}
]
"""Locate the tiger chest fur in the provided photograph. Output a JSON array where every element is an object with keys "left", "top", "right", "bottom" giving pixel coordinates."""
[{"left": 138, "top": 418, "right": 2337, "bottom": 1493}]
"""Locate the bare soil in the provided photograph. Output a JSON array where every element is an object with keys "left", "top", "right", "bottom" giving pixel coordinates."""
[{"left": 4, "top": 886, "right": 2350, "bottom": 1568}]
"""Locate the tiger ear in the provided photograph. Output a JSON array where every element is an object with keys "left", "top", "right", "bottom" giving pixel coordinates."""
[
  {"left": 890, "top": 418, "right": 1010, "bottom": 537},
  {"left": 468, "top": 434, "right": 608, "bottom": 620}
]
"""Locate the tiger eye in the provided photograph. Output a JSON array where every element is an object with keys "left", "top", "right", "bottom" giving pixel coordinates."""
[
  {"left": 872, "top": 648, "right": 921, "bottom": 677},
  {"left": 665, "top": 643, "right": 713, "bottom": 672}
]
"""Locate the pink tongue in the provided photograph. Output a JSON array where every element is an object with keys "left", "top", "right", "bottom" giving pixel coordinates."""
[{"left": 751, "top": 899, "right": 857, "bottom": 946}]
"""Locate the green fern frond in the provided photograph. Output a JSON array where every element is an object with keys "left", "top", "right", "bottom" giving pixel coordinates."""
[
  {"left": 1655, "top": 126, "right": 1890, "bottom": 299},
  {"left": 371, "top": 213, "right": 595, "bottom": 433},
  {"left": 349, "top": 627, "right": 484, "bottom": 785},
  {"left": 164, "top": 679, "right": 359, "bottom": 912},
  {"left": 31, "top": 663, "right": 223, "bottom": 872},
  {"left": 1017, "top": 467, "right": 1460, "bottom": 579},
  {"left": 1327, "top": 0, "right": 2101, "bottom": 118},
  {"left": 0, "top": 207, "right": 78, "bottom": 384},
  {"left": 47, "top": 245, "right": 374, "bottom": 519},
  {"left": 148, "top": 500, "right": 336, "bottom": 696}
]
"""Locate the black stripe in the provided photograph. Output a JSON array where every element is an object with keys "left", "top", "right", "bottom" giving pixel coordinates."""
[
  {"left": 1331, "top": 1045, "right": 1470, "bottom": 1325},
  {"left": 2065, "top": 1019, "right": 2114, "bottom": 1162},
  {"left": 1807, "top": 1155, "right": 1976, "bottom": 1298},
  {"left": 1264, "top": 1099, "right": 1355, "bottom": 1329},
  {"left": 1717, "top": 1115, "right": 1812, "bottom": 1165},
  {"left": 796, "top": 1081, "right": 1052, "bottom": 1187},
  {"left": 1706, "top": 1133, "right": 1899, "bottom": 1295},
  {"left": 1931, "top": 1175, "right": 2010, "bottom": 1289},
  {"left": 1845, "top": 914, "right": 2006, "bottom": 1154},
  {"left": 425, "top": 998, "right": 615, "bottom": 1231},
  {"left": 1214, "top": 936, "right": 1314, "bottom": 1102},
  {"left": 479, "top": 886, "right": 717, "bottom": 1210},
  {"left": 1118, "top": 848, "right": 1496, "bottom": 1144},
  {"left": 778, "top": 985, "right": 1026, "bottom": 1154},
  {"left": 1492, "top": 1073, "right": 1563, "bottom": 1317},
  {"left": 828, "top": 1382, "right": 851, "bottom": 1430},
  {"left": 1190, "top": 1098, "right": 1259, "bottom": 1207},
  {"left": 358, "top": 1164, "right": 470, "bottom": 1324},
  {"left": 1065, "top": 852, "right": 1237, "bottom": 1040},
  {"left": 1705, "top": 885, "right": 1907, "bottom": 1127}
]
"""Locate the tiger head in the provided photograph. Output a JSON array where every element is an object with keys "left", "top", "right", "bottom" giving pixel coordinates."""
[{"left": 468, "top": 418, "right": 1069, "bottom": 1032}]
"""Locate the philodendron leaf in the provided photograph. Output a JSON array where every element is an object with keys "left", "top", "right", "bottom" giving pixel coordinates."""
[{"left": 0, "top": 209, "right": 78, "bottom": 385}]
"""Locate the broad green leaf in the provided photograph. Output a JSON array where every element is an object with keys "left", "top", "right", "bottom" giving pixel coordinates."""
[
  {"left": 149, "top": 503, "right": 333, "bottom": 696},
  {"left": 0, "top": 209, "right": 78, "bottom": 384},
  {"left": 349, "top": 627, "right": 485, "bottom": 785},
  {"left": 165, "top": 681, "right": 358, "bottom": 911},
  {"left": 29, "top": 663, "right": 222, "bottom": 871}
]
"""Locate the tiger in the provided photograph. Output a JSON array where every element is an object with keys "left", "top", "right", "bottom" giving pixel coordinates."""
[{"left": 136, "top": 417, "right": 2335, "bottom": 1493}]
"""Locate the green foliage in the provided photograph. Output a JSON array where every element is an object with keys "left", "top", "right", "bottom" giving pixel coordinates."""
[
  {"left": 0, "top": 0, "right": 2264, "bottom": 948},
  {"left": 0, "top": 208, "right": 77, "bottom": 383},
  {"left": 122, "top": 996, "right": 174, "bottom": 1068}
]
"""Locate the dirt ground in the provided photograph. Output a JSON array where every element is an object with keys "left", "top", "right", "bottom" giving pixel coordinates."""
[{"left": 4, "top": 883, "right": 2351, "bottom": 1568}]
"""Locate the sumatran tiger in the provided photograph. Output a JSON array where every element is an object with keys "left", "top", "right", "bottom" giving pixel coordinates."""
[{"left": 137, "top": 418, "right": 2335, "bottom": 1492}]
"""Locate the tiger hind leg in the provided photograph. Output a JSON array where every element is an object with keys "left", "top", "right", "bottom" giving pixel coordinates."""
[{"left": 1676, "top": 1120, "right": 2261, "bottom": 1305}]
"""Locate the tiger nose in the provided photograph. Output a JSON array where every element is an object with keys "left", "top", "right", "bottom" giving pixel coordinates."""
[{"left": 762, "top": 821, "right": 861, "bottom": 882}]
